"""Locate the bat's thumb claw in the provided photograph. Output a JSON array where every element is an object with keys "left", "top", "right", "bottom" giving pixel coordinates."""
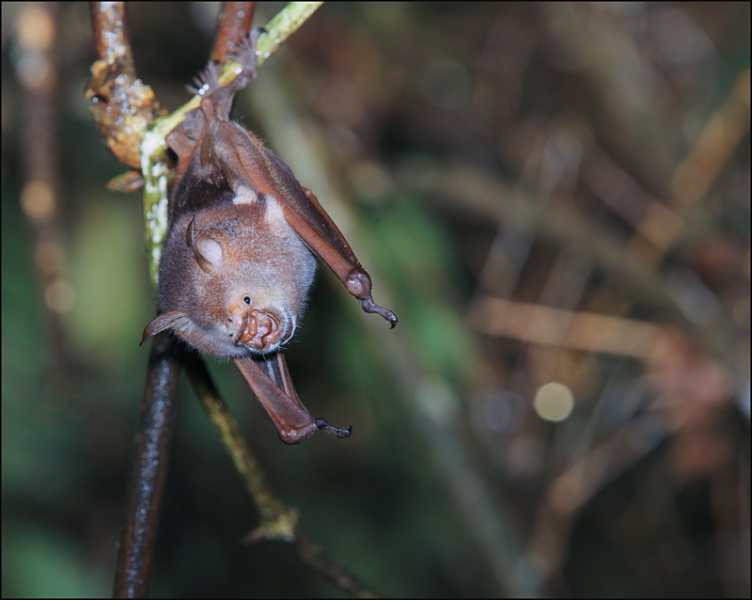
[
  {"left": 358, "top": 297, "right": 398, "bottom": 328},
  {"left": 345, "top": 272, "right": 398, "bottom": 327},
  {"left": 316, "top": 419, "right": 352, "bottom": 438}
]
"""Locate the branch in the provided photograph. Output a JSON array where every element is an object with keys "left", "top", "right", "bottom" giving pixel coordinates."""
[
  {"left": 211, "top": 2, "right": 257, "bottom": 63},
  {"left": 85, "top": 3, "right": 165, "bottom": 169},
  {"left": 113, "top": 333, "right": 181, "bottom": 598},
  {"left": 180, "top": 351, "right": 380, "bottom": 598}
]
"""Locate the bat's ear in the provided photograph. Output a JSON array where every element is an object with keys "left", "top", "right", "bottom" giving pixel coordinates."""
[
  {"left": 141, "top": 312, "right": 188, "bottom": 345},
  {"left": 186, "top": 216, "right": 224, "bottom": 274}
]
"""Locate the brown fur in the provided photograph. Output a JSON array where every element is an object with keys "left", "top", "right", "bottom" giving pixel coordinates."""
[{"left": 145, "top": 197, "right": 316, "bottom": 357}]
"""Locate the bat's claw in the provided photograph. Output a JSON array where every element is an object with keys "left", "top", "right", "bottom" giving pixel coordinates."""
[
  {"left": 189, "top": 63, "right": 220, "bottom": 97},
  {"left": 315, "top": 419, "right": 352, "bottom": 438},
  {"left": 345, "top": 271, "right": 398, "bottom": 328},
  {"left": 358, "top": 297, "right": 398, "bottom": 328},
  {"left": 231, "top": 27, "right": 262, "bottom": 80}
]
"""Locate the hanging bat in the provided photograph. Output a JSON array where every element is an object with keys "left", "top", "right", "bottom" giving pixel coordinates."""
[{"left": 141, "top": 33, "right": 396, "bottom": 444}]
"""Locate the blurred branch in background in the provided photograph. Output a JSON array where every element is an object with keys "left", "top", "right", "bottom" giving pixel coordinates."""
[
  {"left": 633, "top": 68, "right": 751, "bottom": 264},
  {"left": 359, "top": 3, "right": 748, "bottom": 595},
  {"left": 15, "top": 3, "right": 69, "bottom": 383}
]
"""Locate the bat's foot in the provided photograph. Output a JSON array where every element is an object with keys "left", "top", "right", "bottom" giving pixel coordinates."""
[
  {"left": 232, "top": 27, "right": 262, "bottom": 80},
  {"left": 315, "top": 419, "right": 352, "bottom": 438},
  {"left": 191, "top": 28, "right": 261, "bottom": 120},
  {"left": 189, "top": 63, "right": 221, "bottom": 97}
]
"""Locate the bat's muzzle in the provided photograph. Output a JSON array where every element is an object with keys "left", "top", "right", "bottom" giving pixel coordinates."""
[{"left": 235, "top": 309, "right": 284, "bottom": 353}]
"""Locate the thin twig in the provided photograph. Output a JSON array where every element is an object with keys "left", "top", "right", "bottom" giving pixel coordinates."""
[
  {"left": 180, "top": 352, "right": 381, "bottom": 598},
  {"left": 294, "top": 533, "right": 380, "bottom": 598},
  {"left": 469, "top": 296, "right": 661, "bottom": 358},
  {"left": 627, "top": 68, "right": 752, "bottom": 265},
  {"left": 181, "top": 352, "right": 297, "bottom": 534}
]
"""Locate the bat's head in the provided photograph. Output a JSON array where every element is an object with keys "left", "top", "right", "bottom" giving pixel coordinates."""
[{"left": 143, "top": 201, "right": 316, "bottom": 357}]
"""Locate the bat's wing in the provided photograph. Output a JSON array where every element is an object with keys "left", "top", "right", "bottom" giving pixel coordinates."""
[
  {"left": 234, "top": 353, "right": 351, "bottom": 444},
  {"left": 209, "top": 120, "right": 398, "bottom": 327}
]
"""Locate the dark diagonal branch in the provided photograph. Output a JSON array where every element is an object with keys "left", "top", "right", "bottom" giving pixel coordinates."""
[{"left": 113, "top": 332, "right": 181, "bottom": 598}]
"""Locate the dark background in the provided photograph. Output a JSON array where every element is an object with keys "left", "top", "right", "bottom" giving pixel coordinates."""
[{"left": 2, "top": 2, "right": 750, "bottom": 597}]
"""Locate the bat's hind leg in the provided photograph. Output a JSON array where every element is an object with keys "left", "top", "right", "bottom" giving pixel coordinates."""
[{"left": 193, "top": 28, "right": 261, "bottom": 122}]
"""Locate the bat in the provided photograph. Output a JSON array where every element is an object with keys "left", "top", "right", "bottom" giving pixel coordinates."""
[{"left": 141, "top": 33, "right": 396, "bottom": 443}]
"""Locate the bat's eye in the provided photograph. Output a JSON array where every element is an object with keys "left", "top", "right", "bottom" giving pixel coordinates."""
[{"left": 243, "top": 296, "right": 252, "bottom": 305}]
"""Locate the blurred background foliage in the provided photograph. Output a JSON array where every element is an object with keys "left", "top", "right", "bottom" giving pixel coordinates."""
[{"left": 2, "top": 2, "right": 750, "bottom": 597}]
